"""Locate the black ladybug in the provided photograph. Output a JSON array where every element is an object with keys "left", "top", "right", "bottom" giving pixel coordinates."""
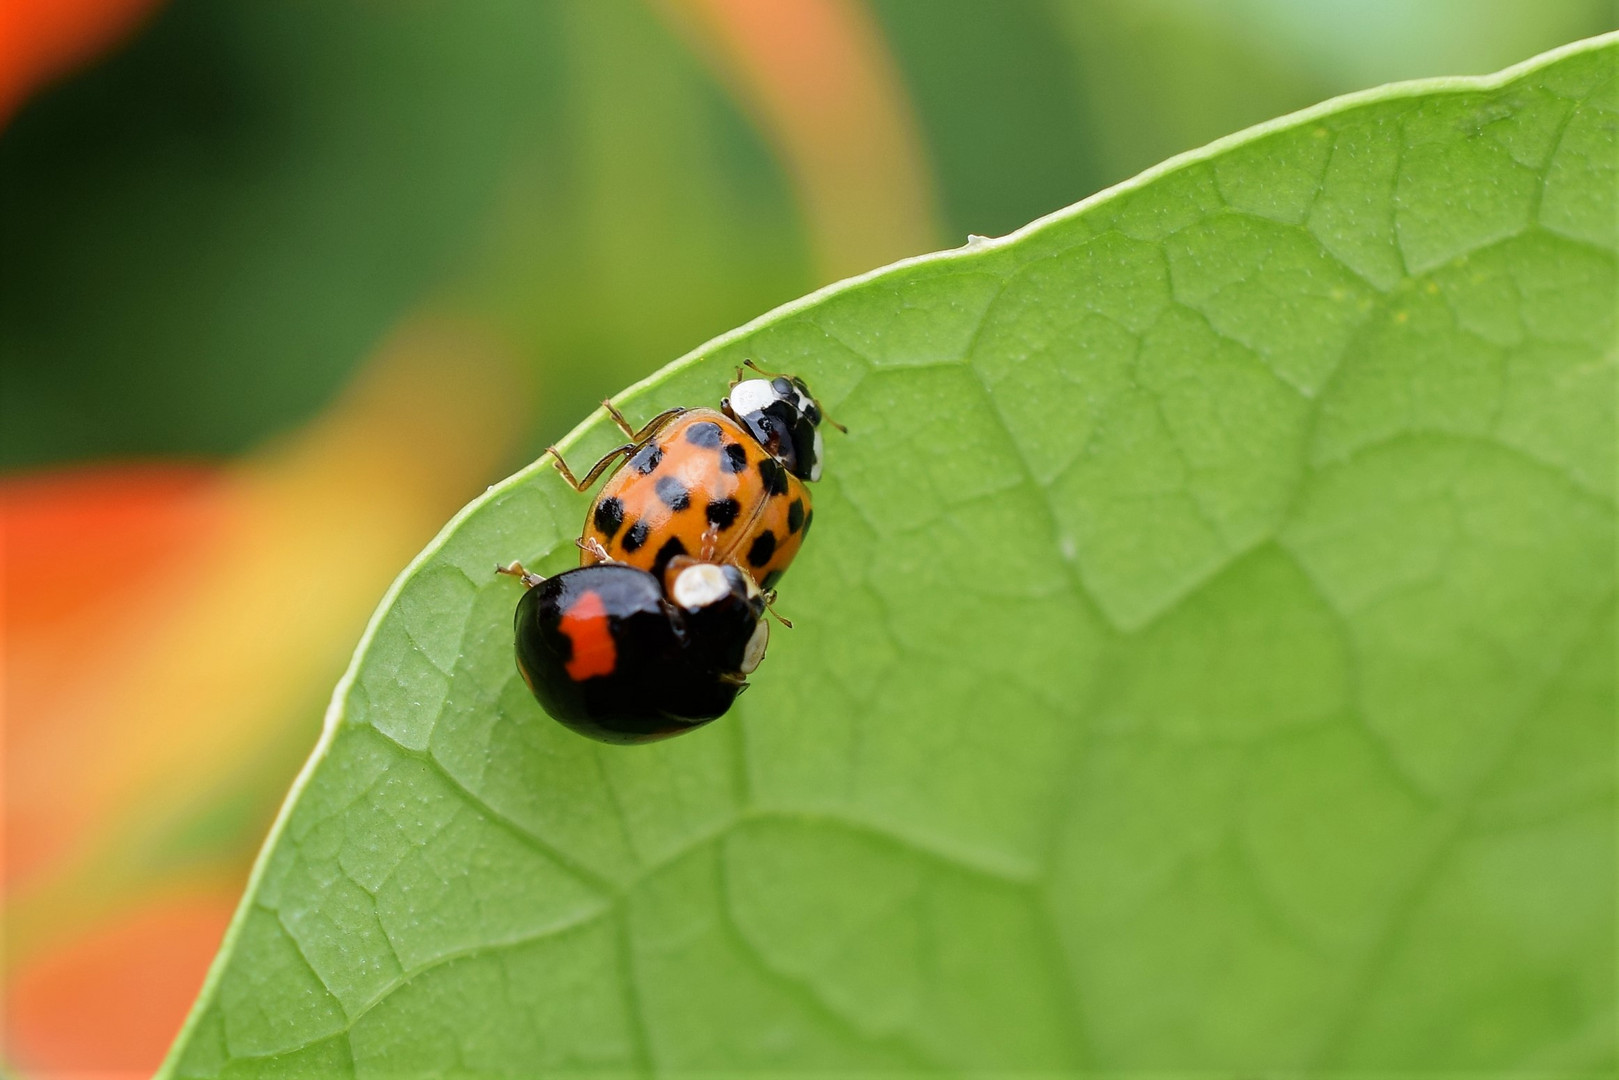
[{"left": 500, "top": 558, "right": 768, "bottom": 744}]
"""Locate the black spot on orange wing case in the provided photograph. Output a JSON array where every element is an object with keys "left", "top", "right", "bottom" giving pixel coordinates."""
[
  {"left": 746, "top": 530, "right": 776, "bottom": 567},
  {"left": 582, "top": 410, "right": 772, "bottom": 575},
  {"left": 745, "top": 470, "right": 812, "bottom": 587},
  {"left": 593, "top": 496, "right": 625, "bottom": 540},
  {"left": 706, "top": 496, "right": 742, "bottom": 530},
  {"left": 684, "top": 420, "right": 724, "bottom": 448}
]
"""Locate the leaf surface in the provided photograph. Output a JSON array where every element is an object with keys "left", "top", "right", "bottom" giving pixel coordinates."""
[{"left": 165, "top": 36, "right": 1617, "bottom": 1074}]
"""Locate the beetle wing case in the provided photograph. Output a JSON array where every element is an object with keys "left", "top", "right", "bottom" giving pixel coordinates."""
[{"left": 514, "top": 564, "right": 752, "bottom": 744}]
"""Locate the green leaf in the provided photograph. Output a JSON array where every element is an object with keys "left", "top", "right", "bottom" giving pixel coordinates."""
[{"left": 164, "top": 36, "right": 1616, "bottom": 1074}]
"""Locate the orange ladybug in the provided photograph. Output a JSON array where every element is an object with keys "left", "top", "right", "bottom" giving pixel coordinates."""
[{"left": 546, "top": 364, "right": 840, "bottom": 598}]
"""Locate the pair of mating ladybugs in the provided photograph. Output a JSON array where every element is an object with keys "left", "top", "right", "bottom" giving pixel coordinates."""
[{"left": 499, "top": 363, "right": 838, "bottom": 744}]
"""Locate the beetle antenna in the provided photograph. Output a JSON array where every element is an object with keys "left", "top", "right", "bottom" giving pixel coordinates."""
[
  {"left": 741, "top": 358, "right": 783, "bottom": 378},
  {"left": 733, "top": 357, "right": 784, "bottom": 386}
]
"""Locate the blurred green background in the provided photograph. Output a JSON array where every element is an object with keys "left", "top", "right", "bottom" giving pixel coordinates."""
[{"left": 2, "top": 1, "right": 1613, "bottom": 1073}]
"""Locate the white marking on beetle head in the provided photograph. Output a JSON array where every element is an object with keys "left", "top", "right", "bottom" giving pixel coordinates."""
[
  {"left": 740, "top": 618, "right": 769, "bottom": 674},
  {"left": 727, "top": 378, "right": 778, "bottom": 418},
  {"left": 673, "top": 563, "right": 731, "bottom": 611},
  {"left": 808, "top": 428, "right": 824, "bottom": 481}
]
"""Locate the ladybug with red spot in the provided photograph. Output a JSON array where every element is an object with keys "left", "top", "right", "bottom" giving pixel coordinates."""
[
  {"left": 501, "top": 362, "right": 839, "bottom": 744},
  {"left": 499, "top": 556, "right": 769, "bottom": 744}
]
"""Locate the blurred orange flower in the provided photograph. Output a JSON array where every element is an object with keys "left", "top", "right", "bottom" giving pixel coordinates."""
[
  {"left": 3, "top": 318, "right": 528, "bottom": 1075},
  {"left": 0, "top": 0, "right": 165, "bottom": 125}
]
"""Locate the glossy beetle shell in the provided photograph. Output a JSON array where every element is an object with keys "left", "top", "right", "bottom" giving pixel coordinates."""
[
  {"left": 580, "top": 409, "right": 813, "bottom": 592},
  {"left": 513, "top": 562, "right": 765, "bottom": 744}
]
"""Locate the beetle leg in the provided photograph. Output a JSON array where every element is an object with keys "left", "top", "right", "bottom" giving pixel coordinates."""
[
  {"left": 762, "top": 589, "right": 793, "bottom": 629},
  {"left": 495, "top": 561, "right": 545, "bottom": 589},
  {"left": 601, "top": 399, "right": 637, "bottom": 438},
  {"left": 628, "top": 407, "right": 686, "bottom": 443},
  {"left": 699, "top": 522, "right": 722, "bottom": 561},
  {"left": 600, "top": 398, "right": 687, "bottom": 441},
  {"left": 545, "top": 443, "right": 634, "bottom": 492},
  {"left": 576, "top": 536, "right": 614, "bottom": 564}
]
